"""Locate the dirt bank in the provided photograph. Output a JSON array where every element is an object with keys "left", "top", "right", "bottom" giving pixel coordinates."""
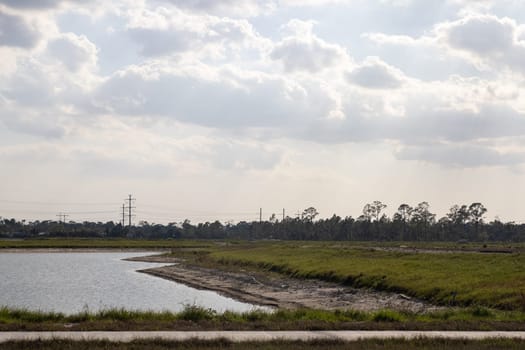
[{"left": 129, "top": 255, "right": 442, "bottom": 312}]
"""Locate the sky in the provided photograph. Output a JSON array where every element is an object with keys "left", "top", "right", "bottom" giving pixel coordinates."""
[{"left": 1, "top": 0, "right": 525, "bottom": 225}]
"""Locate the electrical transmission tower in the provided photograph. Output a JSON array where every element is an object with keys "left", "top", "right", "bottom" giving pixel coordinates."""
[
  {"left": 56, "top": 213, "right": 69, "bottom": 223},
  {"left": 124, "top": 194, "right": 136, "bottom": 227}
]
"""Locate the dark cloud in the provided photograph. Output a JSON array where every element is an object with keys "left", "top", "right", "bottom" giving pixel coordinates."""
[
  {"left": 0, "top": 0, "right": 61, "bottom": 9},
  {"left": 0, "top": 11, "right": 39, "bottom": 48},
  {"left": 0, "top": 0, "right": 85, "bottom": 9}
]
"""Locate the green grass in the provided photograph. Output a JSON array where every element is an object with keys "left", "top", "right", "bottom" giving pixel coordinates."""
[
  {"left": 1, "top": 338, "right": 525, "bottom": 350},
  {"left": 2, "top": 306, "right": 525, "bottom": 331},
  {"left": 186, "top": 242, "right": 525, "bottom": 310},
  {"left": 3, "top": 239, "right": 525, "bottom": 322}
]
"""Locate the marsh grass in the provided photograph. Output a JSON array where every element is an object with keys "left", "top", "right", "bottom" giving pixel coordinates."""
[
  {"left": 205, "top": 242, "right": 525, "bottom": 310},
  {"left": 1, "top": 305, "right": 525, "bottom": 331}
]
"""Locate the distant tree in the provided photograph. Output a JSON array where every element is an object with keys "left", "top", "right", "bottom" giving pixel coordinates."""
[
  {"left": 447, "top": 205, "right": 469, "bottom": 225},
  {"left": 394, "top": 204, "right": 413, "bottom": 240},
  {"left": 468, "top": 202, "right": 487, "bottom": 239},
  {"left": 362, "top": 201, "right": 387, "bottom": 222},
  {"left": 301, "top": 207, "right": 319, "bottom": 222},
  {"left": 412, "top": 202, "right": 435, "bottom": 240},
  {"left": 468, "top": 203, "right": 487, "bottom": 224},
  {"left": 394, "top": 204, "right": 413, "bottom": 222}
]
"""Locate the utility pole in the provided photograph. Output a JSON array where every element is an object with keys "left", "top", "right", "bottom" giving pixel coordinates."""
[
  {"left": 282, "top": 208, "right": 285, "bottom": 221},
  {"left": 259, "top": 208, "right": 262, "bottom": 223},
  {"left": 125, "top": 194, "right": 136, "bottom": 227},
  {"left": 121, "top": 204, "right": 126, "bottom": 226},
  {"left": 56, "top": 213, "right": 68, "bottom": 223}
]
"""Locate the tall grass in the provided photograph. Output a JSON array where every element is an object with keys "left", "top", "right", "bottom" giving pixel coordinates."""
[
  {"left": 1, "top": 305, "right": 525, "bottom": 325},
  {"left": 206, "top": 243, "right": 525, "bottom": 310}
]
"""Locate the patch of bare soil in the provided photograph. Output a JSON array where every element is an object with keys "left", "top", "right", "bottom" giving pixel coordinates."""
[{"left": 131, "top": 255, "right": 441, "bottom": 313}]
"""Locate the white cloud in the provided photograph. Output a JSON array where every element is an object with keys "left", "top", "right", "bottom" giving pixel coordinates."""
[
  {"left": 90, "top": 62, "right": 339, "bottom": 129},
  {"left": 125, "top": 7, "right": 270, "bottom": 58},
  {"left": 46, "top": 32, "right": 98, "bottom": 71},
  {"left": 366, "top": 13, "right": 525, "bottom": 74},
  {"left": 438, "top": 14, "right": 525, "bottom": 72},
  {"left": 4, "top": 0, "right": 525, "bottom": 223},
  {"left": 270, "top": 19, "right": 348, "bottom": 72},
  {"left": 346, "top": 57, "right": 405, "bottom": 89},
  {"left": 151, "top": 0, "right": 273, "bottom": 17}
]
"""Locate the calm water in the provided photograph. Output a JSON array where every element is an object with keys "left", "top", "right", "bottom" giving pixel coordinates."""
[{"left": 0, "top": 252, "right": 259, "bottom": 314}]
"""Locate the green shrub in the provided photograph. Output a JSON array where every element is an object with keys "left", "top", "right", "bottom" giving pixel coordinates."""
[
  {"left": 177, "top": 305, "right": 216, "bottom": 321},
  {"left": 372, "top": 310, "right": 404, "bottom": 322}
]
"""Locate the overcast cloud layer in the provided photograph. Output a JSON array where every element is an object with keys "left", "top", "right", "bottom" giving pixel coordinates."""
[{"left": 1, "top": 0, "right": 525, "bottom": 223}]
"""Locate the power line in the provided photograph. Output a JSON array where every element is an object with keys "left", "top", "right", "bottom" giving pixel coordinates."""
[
  {"left": 56, "top": 213, "right": 69, "bottom": 223},
  {"left": 0, "top": 199, "right": 119, "bottom": 206},
  {"left": 0, "top": 209, "right": 116, "bottom": 215},
  {"left": 139, "top": 205, "right": 256, "bottom": 215}
]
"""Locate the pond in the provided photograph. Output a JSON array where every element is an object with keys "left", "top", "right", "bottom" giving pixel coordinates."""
[{"left": 0, "top": 252, "right": 259, "bottom": 314}]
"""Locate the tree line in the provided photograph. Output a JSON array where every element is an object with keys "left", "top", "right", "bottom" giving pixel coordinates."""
[{"left": 1, "top": 201, "right": 524, "bottom": 241}]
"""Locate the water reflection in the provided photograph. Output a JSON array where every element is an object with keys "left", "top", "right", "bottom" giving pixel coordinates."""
[{"left": 0, "top": 252, "right": 259, "bottom": 314}]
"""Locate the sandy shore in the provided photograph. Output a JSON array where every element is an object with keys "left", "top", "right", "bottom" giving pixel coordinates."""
[{"left": 129, "top": 254, "right": 442, "bottom": 312}]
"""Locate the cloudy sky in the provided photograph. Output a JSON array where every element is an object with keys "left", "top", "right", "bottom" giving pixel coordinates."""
[{"left": 1, "top": 0, "right": 525, "bottom": 224}]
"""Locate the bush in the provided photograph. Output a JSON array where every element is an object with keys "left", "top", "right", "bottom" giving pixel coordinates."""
[{"left": 177, "top": 305, "right": 216, "bottom": 321}]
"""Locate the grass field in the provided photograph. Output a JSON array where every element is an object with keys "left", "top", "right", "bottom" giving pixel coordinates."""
[
  {"left": 1, "top": 238, "right": 524, "bottom": 250},
  {"left": 2, "top": 305, "right": 525, "bottom": 331},
  {"left": 169, "top": 241, "right": 525, "bottom": 310},
  {"left": 2, "top": 239, "right": 525, "bottom": 320}
]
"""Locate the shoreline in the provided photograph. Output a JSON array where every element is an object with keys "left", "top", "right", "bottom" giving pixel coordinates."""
[
  {"left": 131, "top": 254, "right": 442, "bottom": 312},
  {"left": 0, "top": 249, "right": 446, "bottom": 312},
  {"left": 0, "top": 248, "right": 169, "bottom": 253}
]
